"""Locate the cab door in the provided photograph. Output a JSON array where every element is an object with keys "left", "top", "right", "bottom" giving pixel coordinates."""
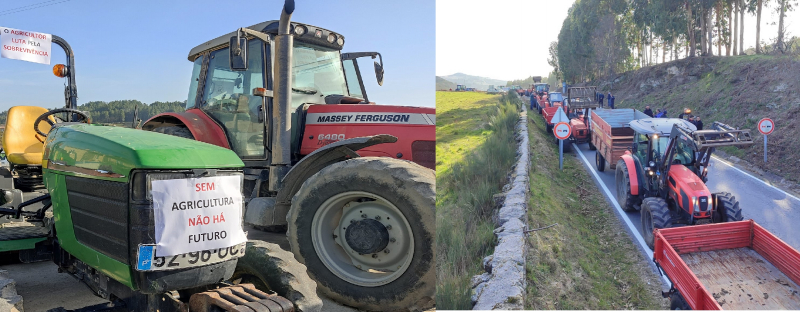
[{"left": 341, "top": 52, "right": 384, "bottom": 102}]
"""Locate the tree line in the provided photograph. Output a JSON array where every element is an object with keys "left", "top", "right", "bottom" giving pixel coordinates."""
[
  {"left": 552, "top": 0, "right": 798, "bottom": 83},
  {"left": 0, "top": 100, "right": 186, "bottom": 126}
]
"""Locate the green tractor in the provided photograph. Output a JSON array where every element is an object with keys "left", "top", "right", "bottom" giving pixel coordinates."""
[{"left": 0, "top": 16, "right": 319, "bottom": 312}]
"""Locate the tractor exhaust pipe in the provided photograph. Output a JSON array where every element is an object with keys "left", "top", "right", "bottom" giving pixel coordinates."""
[{"left": 269, "top": 0, "right": 295, "bottom": 190}]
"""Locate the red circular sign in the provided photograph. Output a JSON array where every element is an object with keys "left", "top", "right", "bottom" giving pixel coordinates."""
[
  {"left": 554, "top": 122, "right": 571, "bottom": 140},
  {"left": 757, "top": 118, "right": 774, "bottom": 135}
]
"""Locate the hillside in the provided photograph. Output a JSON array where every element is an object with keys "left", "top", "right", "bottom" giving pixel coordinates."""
[
  {"left": 0, "top": 100, "right": 186, "bottom": 126},
  {"left": 436, "top": 76, "right": 457, "bottom": 90},
  {"left": 583, "top": 55, "right": 800, "bottom": 184},
  {"left": 439, "top": 73, "right": 506, "bottom": 91}
]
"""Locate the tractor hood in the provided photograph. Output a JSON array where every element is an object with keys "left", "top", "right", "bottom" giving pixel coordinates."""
[{"left": 43, "top": 124, "right": 244, "bottom": 182}]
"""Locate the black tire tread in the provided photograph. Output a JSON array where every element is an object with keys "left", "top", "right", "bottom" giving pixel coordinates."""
[
  {"left": 616, "top": 160, "right": 637, "bottom": 212},
  {"left": 642, "top": 197, "right": 672, "bottom": 250},
  {"left": 716, "top": 192, "right": 743, "bottom": 222},
  {"left": 232, "top": 240, "right": 323, "bottom": 312},
  {"left": 286, "top": 157, "right": 435, "bottom": 311},
  {"left": 153, "top": 126, "right": 194, "bottom": 139}
]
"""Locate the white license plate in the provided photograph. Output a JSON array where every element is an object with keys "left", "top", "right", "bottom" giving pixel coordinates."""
[{"left": 135, "top": 243, "right": 246, "bottom": 271}]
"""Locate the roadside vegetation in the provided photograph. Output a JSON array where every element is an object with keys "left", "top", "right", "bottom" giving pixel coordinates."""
[
  {"left": 524, "top": 109, "right": 667, "bottom": 309},
  {"left": 435, "top": 91, "right": 520, "bottom": 309}
]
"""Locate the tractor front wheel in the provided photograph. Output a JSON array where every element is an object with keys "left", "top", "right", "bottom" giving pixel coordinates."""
[
  {"left": 287, "top": 157, "right": 435, "bottom": 311},
  {"left": 641, "top": 197, "right": 672, "bottom": 250},
  {"left": 615, "top": 160, "right": 638, "bottom": 212},
  {"left": 715, "top": 192, "right": 743, "bottom": 222},
  {"left": 231, "top": 240, "right": 322, "bottom": 312}
]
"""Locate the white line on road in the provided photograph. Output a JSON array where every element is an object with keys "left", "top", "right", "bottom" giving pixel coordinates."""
[
  {"left": 711, "top": 155, "right": 800, "bottom": 203},
  {"left": 572, "top": 143, "right": 672, "bottom": 287}
]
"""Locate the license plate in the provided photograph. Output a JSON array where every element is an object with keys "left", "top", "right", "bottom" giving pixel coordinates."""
[{"left": 135, "top": 243, "right": 246, "bottom": 271}]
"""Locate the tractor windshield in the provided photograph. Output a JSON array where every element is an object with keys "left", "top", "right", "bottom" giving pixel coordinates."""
[
  {"left": 549, "top": 93, "right": 563, "bottom": 102},
  {"left": 290, "top": 42, "right": 348, "bottom": 109}
]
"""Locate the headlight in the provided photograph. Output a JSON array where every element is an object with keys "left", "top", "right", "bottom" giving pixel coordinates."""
[
  {"left": 692, "top": 196, "right": 698, "bottom": 212},
  {"left": 337, "top": 37, "right": 344, "bottom": 46},
  {"left": 294, "top": 25, "right": 306, "bottom": 36},
  {"left": 327, "top": 33, "right": 336, "bottom": 43}
]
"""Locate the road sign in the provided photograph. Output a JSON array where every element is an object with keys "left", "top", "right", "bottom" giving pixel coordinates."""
[
  {"left": 551, "top": 106, "right": 570, "bottom": 124},
  {"left": 757, "top": 118, "right": 774, "bottom": 135},
  {"left": 554, "top": 122, "right": 571, "bottom": 140}
]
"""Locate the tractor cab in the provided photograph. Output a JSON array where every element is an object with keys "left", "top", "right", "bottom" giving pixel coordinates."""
[{"left": 627, "top": 118, "right": 696, "bottom": 196}]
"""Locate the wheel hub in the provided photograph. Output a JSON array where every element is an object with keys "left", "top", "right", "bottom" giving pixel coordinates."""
[{"left": 344, "top": 218, "right": 389, "bottom": 254}]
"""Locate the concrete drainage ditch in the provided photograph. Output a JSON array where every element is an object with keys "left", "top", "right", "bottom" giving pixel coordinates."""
[{"left": 471, "top": 106, "right": 530, "bottom": 310}]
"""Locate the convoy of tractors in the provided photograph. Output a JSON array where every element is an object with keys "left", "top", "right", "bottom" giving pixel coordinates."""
[
  {"left": 522, "top": 85, "right": 800, "bottom": 310},
  {"left": 0, "top": 1, "right": 434, "bottom": 311}
]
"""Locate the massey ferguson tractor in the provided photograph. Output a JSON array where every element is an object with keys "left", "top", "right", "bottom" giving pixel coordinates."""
[
  {"left": 614, "top": 120, "right": 754, "bottom": 249},
  {"left": 140, "top": 1, "right": 435, "bottom": 311}
]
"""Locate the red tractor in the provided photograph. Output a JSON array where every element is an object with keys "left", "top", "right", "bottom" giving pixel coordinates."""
[
  {"left": 614, "top": 120, "right": 754, "bottom": 249},
  {"left": 541, "top": 92, "right": 564, "bottom": 132},
  {"left": 562, "top": 86, "right": 598, "bottom": 148},
  {"left": 141, "top": 2, "right": 435, "bottom": 310}
]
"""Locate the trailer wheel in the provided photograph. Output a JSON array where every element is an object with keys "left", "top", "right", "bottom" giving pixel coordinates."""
[
  {"left": 715, "top": 192, "right": 743, "bottom": 222},
  {"left": 641, "top": 197, "right": 672, "bottom": 250},
  {"left": 546, "top": 124, "right": 553, "bottom": 134},
  {"left": 287, "top": 157, "right": 435, "bottom": 311},
  {"left": 231, "top": 240, "right": 323, "bottom": 312},
  {"left": 669, "top": 292, "right": 690, "bottom": 310},
  {"left": 596, "top": 153, "right": 605, "bottom": 172},
  {"left": 615, "top": 160, "right": 638, "bottom": 212}
]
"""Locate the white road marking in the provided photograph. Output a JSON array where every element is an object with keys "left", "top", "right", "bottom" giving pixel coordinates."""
[
  {"left": 572, "top": 143, "right": 672, "bottom": 287},
  {"left": 710, "top": 156, "right": 800, "bottom": 203}
]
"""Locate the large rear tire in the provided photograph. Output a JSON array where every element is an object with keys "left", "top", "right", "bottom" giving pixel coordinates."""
[
  {"left": 641, "top": 197, "right": 672, "bottom": 250},
  {"left": 287, "top": 157, "right": 435, "bottom": 311},
  {"left": 153, "top": 126, "right": 194, "bottom": 139},
  {"left": 231, "top": 240, "right": 323, "bottom": 312},
  {"left": 615, "top": 160, "right": 638, "bottom": 212},
  {"left": 596, "top": 152, "right": 606, "bottom": 172},
  {"left": 715, "top": 192, "right": 743, "bottom": 222}
]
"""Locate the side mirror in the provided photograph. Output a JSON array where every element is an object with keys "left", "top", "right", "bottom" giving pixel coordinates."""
[
  {"left": 373, "top": 53, "right": 384, "bottom": 86},
  {"left": 230, "top": 36, "right": 248, "bottom": 71}
]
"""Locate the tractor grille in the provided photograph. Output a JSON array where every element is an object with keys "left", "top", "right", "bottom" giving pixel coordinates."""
[
  {"left": 66, "top": 176, "right": 130, "bottom": 263},
  {"left": 699, "top": 196, "right": 709, "bottom": 211},
  {"left": 411, "top": 140, "right": 435, "bottom": 170}
]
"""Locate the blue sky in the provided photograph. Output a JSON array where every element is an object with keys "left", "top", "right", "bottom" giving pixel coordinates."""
[{"left": 0, "top": 0, "right": 434, "bottom": 111}]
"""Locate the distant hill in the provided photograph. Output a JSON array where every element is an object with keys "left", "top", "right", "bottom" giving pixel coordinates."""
[
  {"left": 436, "top": 76, "right": 457, "bottom": 90},
  {"left": 0, "top": 100, "right": 185, "bottom": 127},
  {"left": 439, "top": 73, "right": 507, "bottom": 91}
]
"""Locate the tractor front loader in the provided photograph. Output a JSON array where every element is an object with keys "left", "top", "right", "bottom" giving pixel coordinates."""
[
  {"left": 141, "top": 1, "right": 436, "bottom": 310},
  {"left": 614, "top": 120, "right": 754, "bottom": 249},
  {"left": 0, "top": 27, "right": 320, "bottom": 312}
]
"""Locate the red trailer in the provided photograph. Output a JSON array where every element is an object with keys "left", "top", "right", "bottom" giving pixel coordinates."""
[{"left": 654, "top": 221, "right": 800, "bottom": 310}]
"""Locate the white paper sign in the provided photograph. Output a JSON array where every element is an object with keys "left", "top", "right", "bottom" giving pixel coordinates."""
[
  {"left": 152, "top": 175, "right": 247, "bottom": 257},
  {"left": 0, "top": 27, "right": 52, "bottom": 65}
]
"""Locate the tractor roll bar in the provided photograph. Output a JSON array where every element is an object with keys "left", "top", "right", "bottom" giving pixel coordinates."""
[
  {"left": 692, "top": 122, "right": 754, "bottom": 149},
  {"left": 52, "top": 35, "right": 78, "bottom": 120}
]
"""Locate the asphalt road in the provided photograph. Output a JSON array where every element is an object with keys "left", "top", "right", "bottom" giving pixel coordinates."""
[{"left": 0, "top": 191, "right": 357, "bottom": 312}]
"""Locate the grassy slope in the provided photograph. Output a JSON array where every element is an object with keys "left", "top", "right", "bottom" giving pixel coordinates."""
[
  {"left": 592, "top": 55, "right": 800, "bottom": 183},
  {"left": 524, "top": 110, "right": 667, "bottom": 309},
  {"left": 435, "top": 91, "right": 519, "bottom": 309}
]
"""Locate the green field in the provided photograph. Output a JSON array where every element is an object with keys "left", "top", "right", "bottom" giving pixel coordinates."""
[
  {"left": 524, "top": 109, "right": 667, "bottom": 309},
  {"left": 435, "top": 91, "right": 519, "bottom": 309}
]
